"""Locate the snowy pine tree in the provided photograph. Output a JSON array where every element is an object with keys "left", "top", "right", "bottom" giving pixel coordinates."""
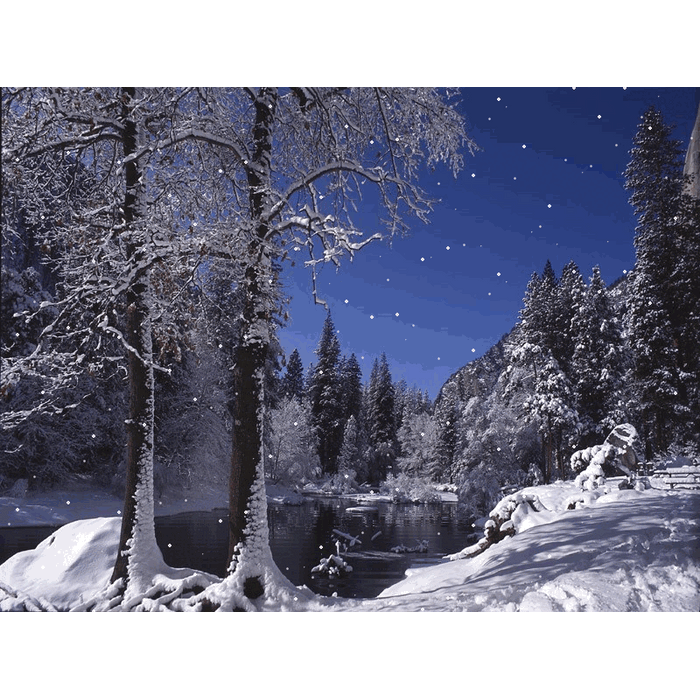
[
  {"left": 365, "top": 353, "right": 397, "bottom": 483},
  {"left": 623, "top": 105, "right": 692, "bottom": 455},
  {"left": 280, "top": 348, "right": 305, "bottom": 402},
  {"left": 570, "top": 266, "right": 627, "bottom": 445},
  {"left": 307, "top": 312, "right": 345, "bottom": 474}
]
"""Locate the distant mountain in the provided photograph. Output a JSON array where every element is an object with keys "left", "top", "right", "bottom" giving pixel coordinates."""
[{"left": 434, "top": 331, "right": 511, "bottom": 409}]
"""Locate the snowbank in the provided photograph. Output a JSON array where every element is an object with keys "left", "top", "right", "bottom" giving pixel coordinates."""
[
  {"left": 355, "top": 480, "right": 700, "bottom": 611},
  {"left": 0, "top": 517, "right": 121, "bottom": 610}
]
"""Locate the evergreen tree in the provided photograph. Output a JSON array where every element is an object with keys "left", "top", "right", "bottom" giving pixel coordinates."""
[
  {"left": 570, "top": 266, "right": 626, "bottom": 445},
  {"left": 554, "top": 260, "right": 586, "bottom": 373},
  {"left": 623, "top": 105, "right": 691, "bottom": 455},
  {"left": 365, "top": 353, "right": 397, "bottom": 483},
  {"left": 307, "top": 312, "right": 344, "bottom": 473},
  {"left": 519, "top": 261, "right": 558, "bottom": 356},
  {"left": 280, "top": 348, "right": 305, "bottom": 402},
  {"left": 433, "top": 383, "right": 460, "bottom": 482},
  {"left": 336, "top": 415, "right": 364, "bottom": 483},
  {"left": 338, "top": 352, "right": 363, "bottom": 425}
]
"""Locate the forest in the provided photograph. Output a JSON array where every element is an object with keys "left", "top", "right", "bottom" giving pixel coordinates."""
[{"left": 2, "top": 89, "right": 699, "bottom": 610}]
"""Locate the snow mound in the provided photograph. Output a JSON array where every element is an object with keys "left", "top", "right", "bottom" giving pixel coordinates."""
[{"left": 0, "top": 517, "right": 121, "bottom": 610}]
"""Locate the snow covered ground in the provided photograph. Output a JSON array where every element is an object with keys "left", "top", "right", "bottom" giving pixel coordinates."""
[
  {"left": 345, "top": 480, "right": 700, "bottom": 612},
  {"left": 2, "top": 478, "right": 699, "bottom": 613}
]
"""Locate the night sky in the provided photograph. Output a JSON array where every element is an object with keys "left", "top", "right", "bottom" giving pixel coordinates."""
[{"left": 278, "top": 87, "right": 700, "bottom": 398}]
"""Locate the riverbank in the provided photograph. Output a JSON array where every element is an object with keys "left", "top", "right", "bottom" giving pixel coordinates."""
[{"left": 2, "top": 477, "right": 698, "bottom": 612}]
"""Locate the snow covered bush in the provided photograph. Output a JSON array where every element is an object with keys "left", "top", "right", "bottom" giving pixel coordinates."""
[
  {"left": 379, "top": 472, "right": 443, "bottom": 503},
  {"left": 317, "top": 468, "right": 361, "bottom": 495}
]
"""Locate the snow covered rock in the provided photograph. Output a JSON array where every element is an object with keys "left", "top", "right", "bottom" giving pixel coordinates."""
[{"left": 311, "top": 554, "right": 353, "bottom": 578}]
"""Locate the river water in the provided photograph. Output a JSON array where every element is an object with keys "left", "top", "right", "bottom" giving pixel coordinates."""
[{"left": 0, "top": 497, "right": 476, "bottom": 600}]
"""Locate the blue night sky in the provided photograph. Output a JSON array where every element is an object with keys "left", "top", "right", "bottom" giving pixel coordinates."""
[{"left": 278, "top": 87, "right": 700, "bottom": 399}]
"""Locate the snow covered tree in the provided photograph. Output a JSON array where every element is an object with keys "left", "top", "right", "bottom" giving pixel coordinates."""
[
  {"left": 505, "top": 336, "right": 580, "bottom": 483},
  {"left": 396, "top": 411, "right": 439, "bottom": 477},
  {"left": 365, "top": 353, "right": 398, "bottom": 482},
  {"left": 4, "top": 87, "right": 473, "bottom": 608},
  {"left": 307, "top": 312, "right": 344, "bottom": 473},
  {"left": 623, "top": 105, "right": 694, "bottom": 455},
  {"left": 338, "top": 352, "right": 363, "bottom": 427},
  {"left": 570, "top": 266, "right": 627, "bottom": 445},
  {"left": 333, "top": 414, "right": 365, "bottom": 491},
  {"left": 267, "top": 396, "right": 321, "bottom": 486},
  {"left": 433, "top": 382, "right": 460, "bottom": 482},
  {"left": 280, "top": 348, "right": 305, "bottom": 402},
  {"left": 1, "top": 87, "right": 252, "bottom": 603},
  {"left": 554, "top": 260, "right": 586, "bottom": 374}
]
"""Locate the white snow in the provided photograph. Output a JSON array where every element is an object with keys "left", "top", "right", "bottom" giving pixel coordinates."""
[
  {"left": 1, "top": 478, "right": 698, "bottom": 613},
  {"left": 351, "top": 480, "right": 700, "bottom": 612}
]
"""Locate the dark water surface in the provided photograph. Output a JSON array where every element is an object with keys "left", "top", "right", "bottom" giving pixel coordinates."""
[{"left": 1, "top": 498, "right": 476, "bottom": 599}]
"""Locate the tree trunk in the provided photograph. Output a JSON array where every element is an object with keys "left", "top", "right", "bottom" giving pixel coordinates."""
[
  {"left": 227, "top": 328, "right": 267, "bottom": 564},
  {"left": 111, "top": 88, "right": 162, "bottom": 592},
  {"left": 226, "top": 89, "right": 278, "bottom": 598}
]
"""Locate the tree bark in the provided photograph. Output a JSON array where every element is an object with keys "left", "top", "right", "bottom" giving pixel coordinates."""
[
  {"left": 111, "top": 88, "right": 160, "bottom": 589},
  {"left": 227, "top": 88, "right": 278, "bottom": 584}
]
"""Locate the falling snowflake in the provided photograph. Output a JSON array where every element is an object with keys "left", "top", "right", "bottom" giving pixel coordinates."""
[
  {"left": 471, "top": 348, "right": 476, "bottom": 352},
  {"left": 522, "top": 144, "right": 527, "bottom": 149},
  {"left": 446, "top": 246, "right": 450, "bottom": 250},
  {"left": 420, "top": 257, "right": 425, "bottom": 262},
  {"left": 547, "top": 204, "right": 552, "bottom": 208},
  {"left": 370, "top": 315, "right": 374, "bottom": 320},
  {"left": 395, "top": 312, "right": 399, "bottom": 317},
  {"left": 344, "top": 299, "right": 349, "bottom": 304},
  {"left": 497, "top": 272, "right": 501, "bottom": 277}
]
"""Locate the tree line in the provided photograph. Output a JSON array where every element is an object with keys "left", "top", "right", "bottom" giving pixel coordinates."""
[{"left": 430, "top": 105, "right": 700, "bottom": 516}]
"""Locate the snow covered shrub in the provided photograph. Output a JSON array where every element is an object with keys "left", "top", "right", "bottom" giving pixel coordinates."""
[
  {"left": 318, "top": 468, "right": 361, "bottom": 495},
  {"left": 379, "top": 473, "right": 443, "bottom": 503}
]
